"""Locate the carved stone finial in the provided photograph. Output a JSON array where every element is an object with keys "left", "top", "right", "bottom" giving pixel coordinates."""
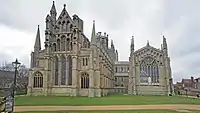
[
  {"left": 104, "top": 32, "right": 106, "bottom": 36},
  {"left": 147, "top": 40, "right": 150, "bottom": 46},
  {"left": 64, "top": 4, "right": 66, "bottom": 8}
]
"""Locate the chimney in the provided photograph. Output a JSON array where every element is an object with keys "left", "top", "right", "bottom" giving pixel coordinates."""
[
  {"left": 191, "top": 76, "right": 195, "bottom": 88},
  {"left": 191, "top": 76, "right": 194, "bottom": 82}
]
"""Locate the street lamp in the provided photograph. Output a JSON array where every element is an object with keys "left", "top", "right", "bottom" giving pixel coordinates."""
[
  {"left": 11, "top": 58, "right": 21, "bottom": 112},
  {"left": 169, "top": 78, "right": 173, "bottom": 96}
]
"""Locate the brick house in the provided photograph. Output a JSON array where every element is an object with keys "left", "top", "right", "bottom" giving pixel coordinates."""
[{"left": 174, "top": 77, "right": 200, "bottom": 95}]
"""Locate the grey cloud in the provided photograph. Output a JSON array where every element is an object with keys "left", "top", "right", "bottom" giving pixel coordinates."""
[
  {"left": 170, "top": 17, "right": 200, "bottom": 58},
  {"left": 163, "top": 0, "right": 200, "bottom": 81},
  {"left": 0, "top": 52, "right": 12, "bottom": 62},
  {"left": 86, "top": 0, "right": 132, "bottom": 30},
  {"left": 0, "top": 0, "right": 84, "bottom": 33},
  {"left": 0, "top": 52, "right": 29, "bottom": 67}
]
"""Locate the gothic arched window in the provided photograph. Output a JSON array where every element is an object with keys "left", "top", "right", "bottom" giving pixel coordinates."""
[
  {"left": 57, "top": 39, "right": 60, "bottom": 51},
  {"left": 140, "top": 56, "right": 159, "bottom": 85},
  {"left": 67, "top": 55, "right": 72, "bottom": 85},
  {"left": 61, "top": 55, "right": 66, "bottom": 85},
  {"left": 61, "top": 36, "right": 66, "bottom": 51},
  {"left": 152, "top": 60, "right": 159, "bottom": 83},
  {"left": 66, "top": 21, "right": 70, "bottom": 32},
  {"left": 53, "top": 43, "right": 56, "bottom": 51},
  {"left": 82, "top": 57, "right": 88, "bottom": 66},
  {"left": 81, "top": 73, "right": 89, "bottom": 89},
  {"left": 83, "top": 39, "right": 87, "bottom": 48},
  {"left": 70, "top": 42, "right": 73, "bottom": 50},
  {"left": 54, "top": 56, "right": 59, "bottom": 85},
  {"left": 33, "top": 72, "right": 43, "bottom": 88},
  {"left": 66, "top": 38, "right": 70, "bottom": 51}
]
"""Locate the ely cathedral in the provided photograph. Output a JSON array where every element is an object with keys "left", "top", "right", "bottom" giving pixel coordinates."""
[{"left": 27, "top": 1, "right": 173, "bottom": 97}]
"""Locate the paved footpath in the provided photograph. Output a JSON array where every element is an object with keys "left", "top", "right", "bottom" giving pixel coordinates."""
[{"left": 14, "top": 104, "right": 200, "bottom": 112}]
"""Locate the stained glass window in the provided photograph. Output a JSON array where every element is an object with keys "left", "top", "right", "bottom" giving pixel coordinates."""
[
  {"left": 67, "top": 55, "right": 72, "bottom": 85},
  {"left": 81, "top": 73, "right": 89, "bottom": 88},
  {"left": 33, "top": 72, "right": 43, "bottom": 88},
  {"left": 61, "top": 55, "right": 66, "bottom": 85},
  {"left": 140, "top": 56, "right": 159, "bottom": 85},
  {"left": 54, "top": 56, "right": 59, "bottom": 85}
]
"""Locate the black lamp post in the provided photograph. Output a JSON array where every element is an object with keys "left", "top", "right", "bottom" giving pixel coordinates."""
[
  {"left": 11, "top": 58, "right": 21, "bottom": 112},
  {"left": 185, "top": 89, "right": 188, "bottom": 97},
  {"left": 169, "top": 78, "right": 173, "bottom": 94}
]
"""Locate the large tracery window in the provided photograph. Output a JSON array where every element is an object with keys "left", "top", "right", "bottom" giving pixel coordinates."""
[
  {"left": 33, "top": 72, "right": 43, "bottom": 88},
  {"left": 66, "top": 38, "right": 70, "bottom": 51},
  {"left": 81, "top": 73, "right": 89, "bottom": 89},
  {"left": 67, "top": 55, "right": 72, "bottom": 85},
  {"left": 61, "top": 55, "right": 66, "bottom": 85},
  {"left": 53, "top": 43, "right": 56, "bottom": 51},
  {"left": 57, "top": 39, "right": 60, "bottom": 51},
  {"left": 140, "top": 56, "right": 159, "bottom": 85},
  {"left": 61, "top": 36, "right": 66, "bottom": 51},
  {"left": 54, "top": 56, "right": 59, "bottom": 85}
]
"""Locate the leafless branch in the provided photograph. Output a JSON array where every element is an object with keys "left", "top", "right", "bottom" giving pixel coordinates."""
[{"left": 0, "top": 63, "right": 29, "bottom": 91}]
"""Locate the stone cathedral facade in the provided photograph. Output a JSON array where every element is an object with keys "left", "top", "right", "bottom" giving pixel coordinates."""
[
  {"left": 127, "top": 37, "right": 173, "bottom": 95},
  {"left": 27, "top": 1, "right": 173, "bottom": 97},
  {"left": 114, "top": 37, "right": 173, "bottom": 95}
]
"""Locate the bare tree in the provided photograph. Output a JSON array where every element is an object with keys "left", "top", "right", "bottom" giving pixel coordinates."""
[
  {"left": 0, "top": 69, "right": 14, "bottom": 97},
  {"left": 0, "top": 62, "right": 29, "bottom": 92},
  {"left": 16, "top": 64, "right": 29, "bottom": 90}
]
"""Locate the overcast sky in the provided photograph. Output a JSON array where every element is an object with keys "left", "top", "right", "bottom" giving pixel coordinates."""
[{"left": 0, "top": 0, "right": 200, "bottom": 82}]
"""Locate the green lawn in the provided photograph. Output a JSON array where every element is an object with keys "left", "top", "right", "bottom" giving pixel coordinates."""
[
  {"left": 16, "top": 110, "right": 200, "bottom": 113},
  {"left": 15, "top": 95, "right": 200, "bottom": 106}
]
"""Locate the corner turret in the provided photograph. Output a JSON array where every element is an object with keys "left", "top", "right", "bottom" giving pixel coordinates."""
[
  {"left": 111, "top": 40, "right": 115, "bottom": 51},
  {"left": 162, "top": 35, "right": 168, "bottom": 56},
  {"left": 147, "top": 40, "right": 150, "bottom": 46},
  {"left": 50, "top": 1, "right": 57, "bottom": 25},
  {"left": 130, "top": 36, "right": 134, "bottom": 55},
  {"left": 115, "top": 50, "right": 118, "bottom": 61}
]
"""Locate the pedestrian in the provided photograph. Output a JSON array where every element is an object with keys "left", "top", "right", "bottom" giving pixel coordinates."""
[{"left": 197, "top": 93, "right": 199, "bottom": 99}]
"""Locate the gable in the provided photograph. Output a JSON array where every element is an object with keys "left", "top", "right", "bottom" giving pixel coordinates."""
[
  {"left": 54, "top": 8, "right": 74, "bottom": 33},
  {"left": 56, "top": 8, "right": 73, "bottom": 24},
  {"left": 133, "top": 45, "right": 164, "bottom": 66},
  {"left": 134, "top": 45, "right": 162, "bottom": 57}
]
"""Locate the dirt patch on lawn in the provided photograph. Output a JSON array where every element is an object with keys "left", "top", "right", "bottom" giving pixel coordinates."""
[
  {"left": 14, "top": 104, "right": 200, "bottom": 112},
  {"left": 175, "top": 109, "right": 192, "bottom": 112}
]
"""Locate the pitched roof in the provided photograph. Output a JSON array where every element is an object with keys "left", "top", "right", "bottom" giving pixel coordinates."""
[{"left": 182, "top": 79, "right": 192, "bottom": 83}]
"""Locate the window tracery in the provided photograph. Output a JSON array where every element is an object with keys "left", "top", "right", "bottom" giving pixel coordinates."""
[
  {"left": 53, "top": 43, "right": 56, "bottom": 51},
  {"left": 61, "top": 55, "right": 66, "bottom": 85},
  {"left": 57, "top": 39, "right": 60, "bottom": 51},
  {"left": 61, "top": 36, "right": 66, "bottom": 51},
  {"left": 140, "top": 56, "right": 159, "bottom": 85},
  {"left": 81, "top": 73, "right": 89, "bottom": 89},
  {"left": 33, "top": 72, "right": 43, "bottom": 88},
  {"left": 54, "top": 56, "right": 59, "bottom": 85},
  {"left": 67, "top": 55, "right": 72, "bottom": 85}
]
